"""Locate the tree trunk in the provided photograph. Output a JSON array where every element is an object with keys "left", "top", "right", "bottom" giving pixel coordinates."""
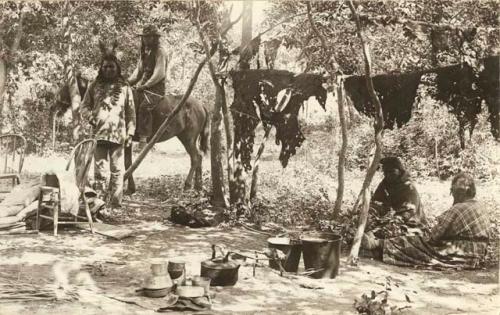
[
  {"left": 230, "top": 0, "right": 253, "bottom": 204},
  {"left": 221, "top": 78, "right": 235, "bottom": 203},
  {"left": 240, "top": 1, "right": 253, "bottom": 70},
  {"left": 0, "top": 59, "right": 6, "bottom": 131},
  {"left": 0, "top": 8, "right": 25, "bottom": 132},
  {"left": 250, "top": 125, "right": 271, "bottom": 200},
  {"left": 346, "top": 1, "right": 385, "bottom": 266},
  {"left": 333, "top": 78, "right": 348, "bottom": 218},
  {"left": 194, "top": 5, "right": 230, "bottom": 208},
  {"left": 210, "top": 81, "right": 228, "bottom": 207},
  {"left": 60, "top": 0, "right": 81, "bottom": 142}
]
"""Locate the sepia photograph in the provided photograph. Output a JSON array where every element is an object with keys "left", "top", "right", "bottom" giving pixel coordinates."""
[{"left": 0, "top": 0, "right": 498, "bottom": 314}]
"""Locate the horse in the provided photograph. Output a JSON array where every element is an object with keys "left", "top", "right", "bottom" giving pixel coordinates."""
[{"left": 51, "top": 67, "right": 210, "bottom": 194}]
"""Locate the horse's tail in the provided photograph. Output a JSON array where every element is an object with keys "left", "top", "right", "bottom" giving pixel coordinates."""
[{"left": 199, "top": 106, "right": 210, "bottom": 154}]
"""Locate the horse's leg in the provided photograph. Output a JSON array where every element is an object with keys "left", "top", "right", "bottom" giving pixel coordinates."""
[
  {"left": 124, "top": 144, "right": 136, "bottom": 195},
  {"left": 179, "top": 135, "right": 202, "bottom": 191},
  {"left": 458, "top": 121, "right": 466, "bottom": 150}
]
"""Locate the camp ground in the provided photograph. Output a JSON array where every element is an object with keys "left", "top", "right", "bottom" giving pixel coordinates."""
[{"left": 0, "top": 1, "right": 498, "bottom": 314}]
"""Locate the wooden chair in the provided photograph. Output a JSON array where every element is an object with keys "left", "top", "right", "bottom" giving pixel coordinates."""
[
  {"left": 0, "top": 134, "right": 26, "bottom": 194},
  {"left": 36, "top": 139, "right": 96, "bottom": 236}
]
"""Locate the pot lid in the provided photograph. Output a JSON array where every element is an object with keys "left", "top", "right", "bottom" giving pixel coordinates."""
[{"left": 201, "top": 258, "right": 240, "bottom": 269}]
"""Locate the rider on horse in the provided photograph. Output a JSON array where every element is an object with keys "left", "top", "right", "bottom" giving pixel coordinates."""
[{"left": 127, "top": 24, "right": 169, "bottom": 149}]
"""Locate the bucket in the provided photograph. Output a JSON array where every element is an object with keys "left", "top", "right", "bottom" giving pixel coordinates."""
[
  {"left": 267, "top": 237, "right": 302, "bottom": 273},
  {"left": 301, "top": 233, "right": 342, "bottom": 279}
]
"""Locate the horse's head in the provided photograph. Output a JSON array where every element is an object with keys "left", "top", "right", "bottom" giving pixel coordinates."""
[{"left": 51, "top": 71, "right": 88, "bottom": 117}]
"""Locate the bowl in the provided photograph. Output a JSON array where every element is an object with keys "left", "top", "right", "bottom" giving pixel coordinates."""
[
  {"left": 176, "top": 285, "right": 205, "bottom": 298},
  {"left": 143, "top": 287, "right": 171, "bottom": 298},
  {"left": 144, "top": 275, "right": 173, "bottom": 290},
  {"left": 192, "top": 276, "right": 211, "bottom": 295}
]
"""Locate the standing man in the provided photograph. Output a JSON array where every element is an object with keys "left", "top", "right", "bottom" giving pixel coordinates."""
[
  {"left": 81, "top": 51, "right": 135, "bottom": 207},
  {"left": 128, "top": 24, "right": 169, "bottom": 149}
]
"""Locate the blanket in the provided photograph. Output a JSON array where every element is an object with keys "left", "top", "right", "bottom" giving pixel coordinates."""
[
  {"left": 0, "top": 180, "right": 40, "bottom": 218},
  {"left": 41, "top": 170, "right": 80, "bottom": 216},
  {"left": 382, "top": 235, "right": 488, "bottom": 269}
]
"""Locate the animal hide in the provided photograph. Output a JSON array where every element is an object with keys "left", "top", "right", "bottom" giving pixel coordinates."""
[
  {"left": 344, "top": 55, "right": 500, "bottom": 144},
  {"left": 344, "top": 72, "right": 422, "bottom": 129},
  {"left": 230, "top": 70, "right": 327, "bottom": 170}
]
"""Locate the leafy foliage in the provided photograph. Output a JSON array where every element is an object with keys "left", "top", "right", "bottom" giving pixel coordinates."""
[{"left": 264, "top": 1, "right": 499, "bottom": 74}]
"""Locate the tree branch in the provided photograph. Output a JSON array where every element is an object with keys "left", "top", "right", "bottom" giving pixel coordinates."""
[
  {"left": 306, "top": 2, "right": 348, "bottom": 219},
  {"left": 355, "top": 12, "right": 497, "bottom": 32},
  {"left": 346, "top": 0, "right": 385, "bottom": 266}
]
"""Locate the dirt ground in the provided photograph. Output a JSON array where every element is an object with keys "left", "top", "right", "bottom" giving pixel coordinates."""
[
  {"left": 0, "top": 220, "right": 498, "bottom": 315},
  {"left": 1, "top": 141, "right": 499, "bottom": 315}
]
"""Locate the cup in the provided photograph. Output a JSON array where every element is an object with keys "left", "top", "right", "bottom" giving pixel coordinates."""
[
  {"left": 192, "top": 276, "right": 211, "bottom": 295},
  {"left": 150, "top": 258, "right": 168, "bottom": 276},
  {"left": 168, "top": 260, "right": 186, "bottom": 285}
]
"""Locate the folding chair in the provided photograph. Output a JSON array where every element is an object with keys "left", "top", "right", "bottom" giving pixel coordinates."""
[
  {"left": 36, "top": 139, "right": 96, "bottom": 236},
  {"left": 0, "top": 134, "right": 26, "bottom": 195}
]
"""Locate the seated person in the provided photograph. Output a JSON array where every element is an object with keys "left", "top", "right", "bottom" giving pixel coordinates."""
[
  {"left": 367, "top": 157, "right": 428, "bottom": 238},
  {"left": 362, "top": 172, "right": 491, "bottom": 269}
]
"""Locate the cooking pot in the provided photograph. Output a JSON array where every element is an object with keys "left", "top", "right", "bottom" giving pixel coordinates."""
[{"left": 200, "top": 245, "right": 240, "bottom": 286}]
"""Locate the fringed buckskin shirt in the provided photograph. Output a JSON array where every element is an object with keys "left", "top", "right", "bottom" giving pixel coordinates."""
[{"left": 81, "top": 79, "right": 136, "bottom": 145}]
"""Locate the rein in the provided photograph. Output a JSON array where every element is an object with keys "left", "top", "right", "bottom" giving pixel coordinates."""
[{"left": 133, "top": 88, "right": 164, "bottom": 111}]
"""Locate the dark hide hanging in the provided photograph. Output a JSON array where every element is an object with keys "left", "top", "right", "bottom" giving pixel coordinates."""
[
  {"left": 344, "top": 72, "right": 423, "bottom": 129},
  {"left": 435, "top": 62, "right": 483, "bottom": 147},
  {"left": 344, "top": 55, "right": 499, "bottom": 148},
  {"left": 478, "top": 55, "right": 500, "bottom": 140},
  {"left": 230, "top": 70, "right": 327, "bottom": 169},
  {"left": 275, "top": 74, "right": 327, "bottom": 167}
]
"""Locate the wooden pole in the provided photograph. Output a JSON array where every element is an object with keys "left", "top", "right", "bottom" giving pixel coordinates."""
[
  {"left": 52, "top": 114, "right": 57, "bottom": 151},
  {"left": 346, "top": 1, "right": 385, "bottom": 266},
  {"left": 333, "top": 78, "right": 348, "bottom": 218},
  {"left": 306, "top": 2, "right": 347, "bottom": 219}
]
